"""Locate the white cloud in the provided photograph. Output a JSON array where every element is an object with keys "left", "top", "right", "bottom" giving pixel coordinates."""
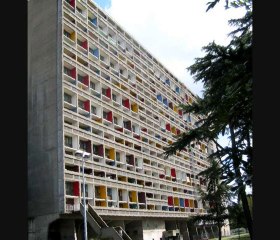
[{"left": 105, "top": 0, "right": 245, "bottom": 97}]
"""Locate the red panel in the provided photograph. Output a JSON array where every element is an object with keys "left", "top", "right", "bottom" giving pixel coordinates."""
[
  {"left": 106, "top": 88, "right": 111, "bottom": 98},
  {"left": 168, "top": 196, "right": 173, "bottom": 206},
  {"left": 83, "top": 75, "right": 89, "bottom": 86},
  {"left": 82, "top": 40, "right": 88, "bottom": 49},
  {"left": 98, "top": 145, "right": 103, "bottom": 157},
  {"left": 171, "top": 168, "right": 176, "bottom": 177},
  {"left": 84, "top": 100, "right": 90, "bottom": 111},
  {"left": 176, "top": 129, "right": 181, "bottom": 135},
  {"left": 70, "top": 68, "right": 76, "bottom": 79},
  {"left": 116, "top": 128, "right": 123, "bottom": 133},
  {"left": 134, "top": 135, "right": 140, "bottom": 140},
  {"left": 70, "top": 0, "right": 75, "bottom": 8},
  {"left": 123, "top": 99, "right": 130, "bottom": 109},
  {"left": 159, "top": 174, "right": 165, "bottom": 179},
  {"left": 178, "top": 110, "right": 183, "bottom": 116},
  {"left": 166, "top": 124, "right": 171, "bottom": 131},
  {"left": 73, "top": 182, "right": 79, "bottom": 196},
  {"left": 185, "top": 199, "right": 189, "bottom": 207},
  {"left": 107, "top": 111, "right": 113, "bottom": 122}
]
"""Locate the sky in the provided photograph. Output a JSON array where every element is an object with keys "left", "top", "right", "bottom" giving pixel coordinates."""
[{"left": 92, "top": 0, "right": 245, "bottom": 147}]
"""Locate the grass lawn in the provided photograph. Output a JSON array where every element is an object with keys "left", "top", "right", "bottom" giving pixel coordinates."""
[{"left": 209, "top": 233, "right": 250, "bottom": 240}]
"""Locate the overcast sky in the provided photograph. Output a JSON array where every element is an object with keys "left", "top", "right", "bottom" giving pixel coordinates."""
[{"left": 92, "top": 0, "right": 246, "bottom": 147}]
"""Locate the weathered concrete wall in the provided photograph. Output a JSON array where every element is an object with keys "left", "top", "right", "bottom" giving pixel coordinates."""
[{"left": 28, "top": 0, "right": 64, "bottom": 218}]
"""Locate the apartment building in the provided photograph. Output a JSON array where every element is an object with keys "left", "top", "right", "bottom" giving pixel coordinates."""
[{"left": 28, "top": 0, "right": 214, "bottom": 239}]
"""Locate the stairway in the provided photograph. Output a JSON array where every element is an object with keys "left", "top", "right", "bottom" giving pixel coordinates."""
[{"left": 80, "top": 203, "right": 131, "bottom": 240}]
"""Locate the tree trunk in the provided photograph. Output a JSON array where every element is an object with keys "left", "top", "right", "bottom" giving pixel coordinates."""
[
  {"left": 229, "top": 125, "right": 253, "bottom": 240},
  {"left": 218, "top": 222, "right": 222, "bottom": 240}
]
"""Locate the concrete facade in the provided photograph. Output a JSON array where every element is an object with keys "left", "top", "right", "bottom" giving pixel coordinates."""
[
  {"left": 28, "top": 0, "right": 64, "bottom": 218},
  {"left": 28, "top": 0, "right": 214, "bottom": 239}
]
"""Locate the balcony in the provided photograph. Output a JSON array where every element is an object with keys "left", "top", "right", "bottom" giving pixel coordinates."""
[
  {"left": 63, "top": 66, "right": 76, "bottom": 85},
  {"left": 101, "top": 87, "right": 111, "bottom": 101},
  {"left": 63, "top": 29, "right": 75, "bottom": 46},
  {"left": 77, "top": 99, "right": 90, "bottom": 117}
]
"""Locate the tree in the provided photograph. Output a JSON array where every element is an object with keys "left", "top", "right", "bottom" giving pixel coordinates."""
[
  {"left": 191, "top": 160, "right": 232, "bottom": 240},
  {"left": 227, "top": 201, "right": 247, "bottom": 230},
  {"left": 164, "top": 0, "right": 253, "bottom": 238}
]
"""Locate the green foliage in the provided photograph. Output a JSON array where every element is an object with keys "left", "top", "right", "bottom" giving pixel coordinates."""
[
  {"left": 193, "top": 160, "right": 232, "bottom": 240},
  {"left": 227, "top": 202, "right": 247, "bottom": 229}
]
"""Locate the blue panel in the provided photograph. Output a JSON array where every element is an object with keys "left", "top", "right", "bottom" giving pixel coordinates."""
[
  {"left": 92, "top": 17, "right": 97, "bottom": 26},
  {"left": 157, "top": 94, "right": 162, "bottom": 101}
]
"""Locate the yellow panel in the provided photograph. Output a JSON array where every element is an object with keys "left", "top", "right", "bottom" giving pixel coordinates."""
[
  {"left": 174, "top": 197, "right": 179, "bottom": 206},
  {"left": 101, "top": 201, "right": 107, "bottom": 207},
  {"left": 120, "top": 203, "right": 128, "bottom": 208},
  {"left": 109, "top": 148, "right": 115, "bottom": 160},
  {"left": 70, "top": 32, "right": 75, "bottom": 41},
  {"left": 131, "top": 191, "right": 137, "bottom": 202},
  {"left": 189, "top": 199, "right": 194, "bottom": 208},
  {"left": 132, "top": 103, "right": 138, "bottom": 112},
  {"left": 100, "top": 186, "right": 107, "bottom": 199}
]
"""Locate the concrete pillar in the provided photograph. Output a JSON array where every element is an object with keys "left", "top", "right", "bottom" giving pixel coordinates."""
[{"left": 178, "top": 221, "right": 190, "bottom": 240}]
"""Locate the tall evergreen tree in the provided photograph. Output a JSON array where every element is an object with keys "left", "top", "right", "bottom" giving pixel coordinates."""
[
  {"left": 164, "top": 0, "right": 252, "bottom": 238},
  {"left": 193, "top": 160, "right": 232, "bottom": 240}
]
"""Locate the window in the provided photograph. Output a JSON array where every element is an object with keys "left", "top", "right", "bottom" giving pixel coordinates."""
[
  {"left": 79, "top": 140, "right": 87, "bottom": 151},
  {"left": 90, "top": 81, "right": 96, "bottom": 90},
  {"left": 66, "top": 182, "right": 74, "bottom": 195},
  {"left": 91, "top": 106, "right": 97, "bottom": 115},
  {"left": 64, "top": 93, "right": 72, "bottom": 103},
  {"left": 64, "top": 30, "right": 71, "bottom": 38},
  {"left": 112, "top": 94, "right": 117, "bottom": 102},
  {"left": 77, "top": 74, "right": 84, "bottom": 82},
  {"left": 100, "top": 55, "right": 105, "bottom": 61},
  {"left": 105, "top": 149, "right": 110, "bottom": 158},
  {"left": 119, "top": 69, "right": 123, "bottom": 75},
  {"left": 116, "top": 152, "right": 120, "bottom": 161},
  {"left": 103, "top": 111, "right": 108, "bottom": 119},
  {"left": 76, "top": 7, "right": 82, "bottom": 14},
  {"left": 77, "top": 39, "right": 83, "bottom": 46},
  {"left": 113, "top": 116, "right": 118, "bottom": 124},
  {"left": 110, "top": 62, "right": 115, "bottom": 68},
  {"left": 78, "top": 99, "right": 84, "bottom": 109},
  {"left": 64, "top": 67, "right": 71, "bottom": 76},
  {"left": 102, "top": 88, "right": 107, "bottom": 95},
  {"left": 93, "top": 145, "right": 99, "bottom": 155},
  {"left": 65, "top": 136, "right": 73, "bottom": 147}
]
